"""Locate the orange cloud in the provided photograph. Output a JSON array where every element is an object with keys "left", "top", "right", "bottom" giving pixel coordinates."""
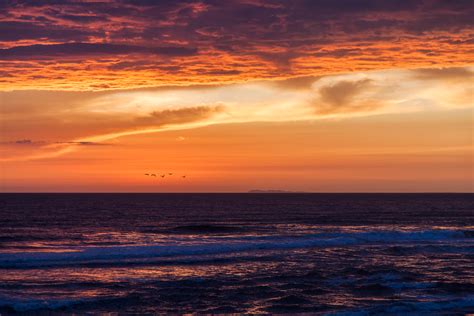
[
  {"left": 0, "top": 1, "right": 472, "bottom": 90},
  {"left": 314, "top": 79, "right": 379, "bottom": 114}
]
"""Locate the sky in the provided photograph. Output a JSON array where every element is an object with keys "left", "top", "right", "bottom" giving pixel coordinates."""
[{"left": 0, "top": 0, "right": 473, "bottom": 192}]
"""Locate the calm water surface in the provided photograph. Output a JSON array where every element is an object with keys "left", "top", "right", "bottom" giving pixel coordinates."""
[{"left": 0, "top": 193, "right": 473, "bottom": 314}]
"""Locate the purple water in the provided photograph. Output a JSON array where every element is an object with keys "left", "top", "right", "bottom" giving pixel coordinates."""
[{"left": 0, "top": 193, "right": 473, "bottom": 314}]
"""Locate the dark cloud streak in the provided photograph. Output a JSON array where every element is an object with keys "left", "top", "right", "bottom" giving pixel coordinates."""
[
  {"left": 0, "top": 43, "right": 198, "bottom": 60},
  {"left": 411, "top": 67, "right": 474, "bottom": 81},
  {"left": 137, "top": 105, "right": 225, "bottom": 126},
  {"left": 314, "top": 79, "right": 381, "bottom": 114},
  {"left": 0, "top": 21, "right": 100, "bottom": 41}
]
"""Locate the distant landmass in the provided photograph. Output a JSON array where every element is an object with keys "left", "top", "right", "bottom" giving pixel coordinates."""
[{"left": 248, "top": 189, "right": 306, "bottom": 193}]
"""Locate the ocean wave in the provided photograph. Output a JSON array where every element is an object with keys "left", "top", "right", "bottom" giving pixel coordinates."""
[
  {"left": 0, "top": 296, "right": 95, "bottom": 312},
  {"left": 332, "top": 295, "right": 474, "bottom": 315},
  {"left": 169, "top": 225, "right": 245, "bottom": 234},
  {"left": 0, "top": 294, "right": 133, "bottom": 313},
  {"left": 0, "top": 229, "right": 471, "bottom": 268}
]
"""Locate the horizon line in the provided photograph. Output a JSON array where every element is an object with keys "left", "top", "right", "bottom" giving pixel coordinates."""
[{"left": 1, "top": 192, "right": 473, "bottom": 194}]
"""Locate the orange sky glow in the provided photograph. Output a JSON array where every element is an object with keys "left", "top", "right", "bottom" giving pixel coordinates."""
[{"left": 0, "top": 0, "right": 472, "bottom": 192}]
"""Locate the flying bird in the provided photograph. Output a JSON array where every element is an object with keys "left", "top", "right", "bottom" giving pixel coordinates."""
[
  {"left": 161, "top": 175, "right": 165, "bottom": 178},
  {"left": 151, "top": 174, "right": 156, "bottom": 177},
  {"left": 168, "top": 173, "right": 173, "bottom": 176},
  {"left": 144, "top": 173, "right": 149, "bottom": 176}
]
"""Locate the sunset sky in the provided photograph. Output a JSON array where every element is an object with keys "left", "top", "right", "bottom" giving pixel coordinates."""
[{"left": 0, "top": 0, "right": 473, "bottom": 192}]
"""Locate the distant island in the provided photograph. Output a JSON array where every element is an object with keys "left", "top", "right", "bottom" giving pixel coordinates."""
[{"left": 248, "top": 189, "right": 306, "bottom": 193}]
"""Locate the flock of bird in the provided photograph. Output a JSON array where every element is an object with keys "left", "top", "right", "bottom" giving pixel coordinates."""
[{"left": 144, "top": 172, "right": 186, "bottom": 179}]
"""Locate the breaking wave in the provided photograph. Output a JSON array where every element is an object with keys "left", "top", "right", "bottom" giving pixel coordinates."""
[{"left": 1, "top": 229, "right": 471, "bottom": 268}]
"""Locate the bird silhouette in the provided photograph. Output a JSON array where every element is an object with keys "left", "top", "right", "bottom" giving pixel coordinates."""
[
  {"left": 182, "top": 175, "right": 186, "bottom": 178},
  {"left": 144, "top": 173, "right": 149, "bottom": 176},
  {"left": 151, "top": 174, "right": 156, "bottom": 177},
  {"left": 161, "top": 174, "right": 165, "bottom": 178},
  {"left": 168, "top": 173, "right": 173, "bottom": 176}
]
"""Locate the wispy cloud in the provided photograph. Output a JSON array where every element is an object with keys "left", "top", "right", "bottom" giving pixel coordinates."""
[
  {"left": 136, "top": 105, "right": 225, "bottom": 126},
  {"left": 2, "top": 66, "right": 473, "bottom": 161},
  {"left": 313, "top": 78, "right": 379, "bottom": 114},
  {"left": 410, "top": 67, "right": 474, "bottom": 81}
]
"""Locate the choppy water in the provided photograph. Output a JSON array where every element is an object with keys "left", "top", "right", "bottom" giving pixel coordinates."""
[{"left": 0, "top": 193, "right": 473, "bottom": 314}]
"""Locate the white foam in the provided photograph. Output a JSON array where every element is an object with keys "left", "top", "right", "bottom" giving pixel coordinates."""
[{"left": 1, "top": 229, "right": 471, "bottom": 268}]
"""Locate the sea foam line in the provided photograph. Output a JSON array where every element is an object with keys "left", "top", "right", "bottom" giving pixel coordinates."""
[{"left": 0, "top": 229, "right": 471, "bottom": 268}]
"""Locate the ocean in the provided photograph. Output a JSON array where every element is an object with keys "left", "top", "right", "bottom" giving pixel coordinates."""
[{"left": 0, "top": 193, "right": 473, "bottom": 314}]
